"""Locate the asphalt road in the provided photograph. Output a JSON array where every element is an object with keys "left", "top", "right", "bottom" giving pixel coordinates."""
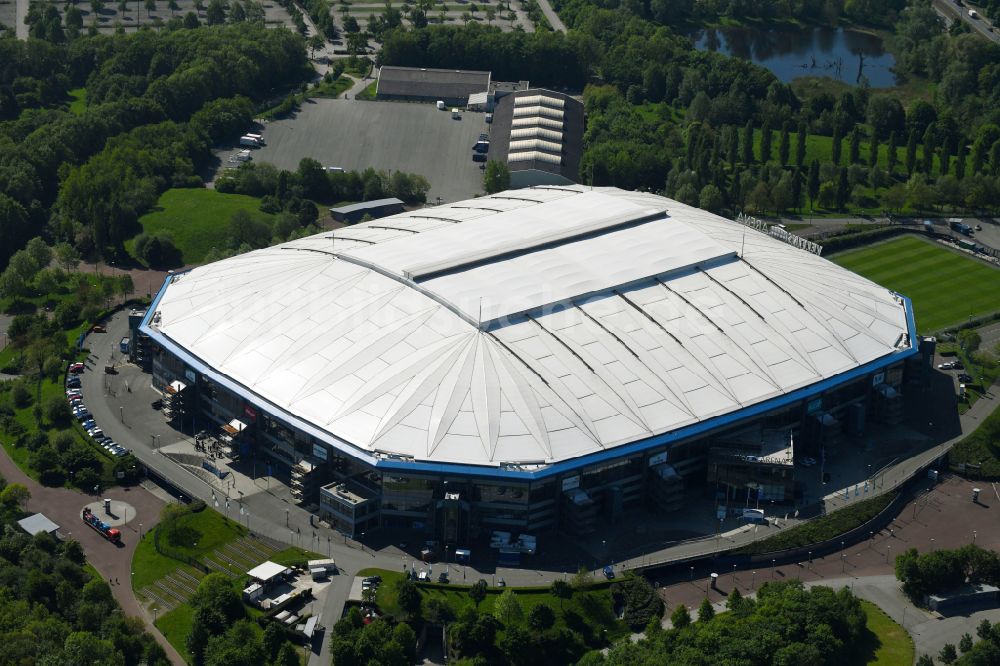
[
  {"left": 217, "top": 98, "right": 488, "bottom": 204},
  {"left": 933, "top": 0, "right": 1000, "bottom": 43}
]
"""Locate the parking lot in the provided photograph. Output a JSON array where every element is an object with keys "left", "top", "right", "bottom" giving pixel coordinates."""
[{"left": 216, "top": 98, "right": 490, "bottom": 204}]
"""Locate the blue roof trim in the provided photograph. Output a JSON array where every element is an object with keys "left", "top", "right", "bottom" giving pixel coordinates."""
[{"left": 142, "top": 275, "right": 918, "bottom": 483}]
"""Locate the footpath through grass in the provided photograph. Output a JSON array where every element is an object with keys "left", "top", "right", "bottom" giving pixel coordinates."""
[
  {"left": 129, "top": 188, "right": 273, "bottom": 265},
  {"left": 831, "top": 235, "right": 1000, "bottom": 333},
  {"left": 735, "top": 491, "right": 897, "bottom": 555}
]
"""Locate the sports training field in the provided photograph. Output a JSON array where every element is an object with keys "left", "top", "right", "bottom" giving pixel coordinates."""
[{"left": 831, "top": 234, "right": 1000, "bottom": 333}]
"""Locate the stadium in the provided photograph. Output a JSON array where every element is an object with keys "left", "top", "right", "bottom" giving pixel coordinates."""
[{"left": 140, "top": 186, "right": 919, "bottom": 543}]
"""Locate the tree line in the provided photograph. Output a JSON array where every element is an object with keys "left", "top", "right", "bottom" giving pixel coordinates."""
[
  {"left": 0, "top": 21, "right": 309, "bottom": 269},
  {"left": 0, "top": 473, "right": 170, "bottom": 665}
]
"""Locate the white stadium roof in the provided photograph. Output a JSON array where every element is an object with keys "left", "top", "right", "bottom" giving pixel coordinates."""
[{"left": 146, "top": 187, "right": 912, "bottom": 471}]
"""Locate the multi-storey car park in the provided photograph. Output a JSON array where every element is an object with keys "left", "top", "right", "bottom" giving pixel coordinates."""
[{"left": 138, "top": 186, "right": 925, "bottom": 547}]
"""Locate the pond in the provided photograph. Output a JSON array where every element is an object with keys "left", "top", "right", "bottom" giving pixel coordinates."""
[{"left": 691, "top": 26, "right": 898, "bottom": 88}]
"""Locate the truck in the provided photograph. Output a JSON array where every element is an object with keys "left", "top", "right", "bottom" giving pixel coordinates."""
[
  {"left": 950, "top": 220, "right": 973, "bottom": 236},
  {"left": 82, "top": 508, "right": 121, "bottom": 542},
  {"left": 969, "top": 9, "right": 978, "bottom": 18},
  {"left": 436, "top": 100, "right": 446, "bottom": 110},
  {"left": 245, "top": 132, "right": 265, "bottom": 145},
  {"left": 239, "top": 135, "right": 262, "bottom": 148}
]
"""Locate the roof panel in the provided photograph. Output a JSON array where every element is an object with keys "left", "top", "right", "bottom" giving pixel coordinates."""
[{"left": 149, "top": 187, "right": 911, "bottom": 468}]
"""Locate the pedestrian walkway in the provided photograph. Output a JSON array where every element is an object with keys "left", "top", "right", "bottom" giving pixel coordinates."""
[{"left": 649, "top": 474, "right": 996, "bottom": 660}]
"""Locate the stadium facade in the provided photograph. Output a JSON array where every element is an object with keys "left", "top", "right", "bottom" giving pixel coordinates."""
[{"left": 140, "top": 187, "right": 918, "bottom": 542}]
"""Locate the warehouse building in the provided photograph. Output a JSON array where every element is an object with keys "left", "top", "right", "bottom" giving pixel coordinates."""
[
  {"left": 489, "top": 90, "right": 584, "bottom": 188},
  {"left": 141, "top": 186, "right": 918, "bottom": 544},
  {"left": 376, "top": 66, "right": 491, "bottom": 106}
]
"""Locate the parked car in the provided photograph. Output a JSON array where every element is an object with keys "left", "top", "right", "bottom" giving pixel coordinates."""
[
  {"left": 603, "top": 565, "right": 615, "bottom": 580},
  {"left": 953, "top": 361, "right": 965, "bottom": 370},
  {"left": 496, "top": 578, "right": 506, "bottom": 587},
  {"left": 68, "top": 362, "right": 85, "bottom": 374},
  {"left": 938, "top": 361, "right": 956, "bottom": 370},
  {"left": 90, "top": 324, "right": 106, "bottom": 333},
  {"left": 958, "top": 373, "right": 973, "bottom": 383},
  {"left": 66, "top": 377, "right": 81, "bottom": 388},
  {"left": 472, "top": 153, "right": 487, "bottom": 162}
]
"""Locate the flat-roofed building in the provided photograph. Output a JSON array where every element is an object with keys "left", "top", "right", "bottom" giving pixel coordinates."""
[{"left": 376, "top": 66, "right": 491, "bottom": 106}]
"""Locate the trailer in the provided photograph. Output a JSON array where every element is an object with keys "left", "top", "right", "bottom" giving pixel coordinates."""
[{"left": 82, "top": 508, "right": 121, "bottom": 542}]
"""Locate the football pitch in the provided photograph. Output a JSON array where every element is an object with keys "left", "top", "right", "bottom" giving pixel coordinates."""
[{"left": 830, "top": 234, "right": 1000, "bottom": 333}]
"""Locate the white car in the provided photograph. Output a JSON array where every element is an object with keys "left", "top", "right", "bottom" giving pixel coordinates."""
[{"left": 938, "top": 361, "right": 956, "bottom": 370}]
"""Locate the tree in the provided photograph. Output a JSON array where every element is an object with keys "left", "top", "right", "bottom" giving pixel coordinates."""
[
  {"left": 397, "top": 579, "right": 421, "bottom": 619},
  {"left": 977, "top": 619, "right": 992, "bottom": 640},
  {"left": 916, "top": 656, "right": 935, "bottom": 666},
  {"left": 831, "top": 125, "right": 842, "bottom": 165},
  {"left": 958, "top": 329, "right": 981, "bottom": 353},
  {"left": 54, "top": 242, "right": 80, "bottom": 271},
  {"left": 698, "top": 184, "right": 724, "bottom": 213},
  {"left": 392, "top": 622, "right": 417, "bottom": 664},
  {"left": 550, "top": 579, "right": 572, "bottom": 609},
  {"left": 670, "top": 604, "right": 691, "bottom": 628},
  {"left": 807, "top": 160, "right": 820, "bottom": 208},
  {"left": 887, "top": 131, "right": 898, "bottom": 173},
  {"left": 697, "top": 597, "right": 715, "bottom": 622},
  {"left": 939, "top": 643, "right": 957, "bottom": 664},
  {"left": 906, "top": 130, "right": 918, "bottom": 175},
  {"left": 796, "top": 122, "right": 807, "bottom": 167},
  {"left": 760, "top": 122, "right": 772, "bottom": 163},
  {"left": 955, "top": 141, "right": 966, "bottom": 180},
  {"left": 836, "top": 167, "right": 850, "bottom": 210},
  {"left": 741, "top": 121, "right": 754, "bottom": 165},
  {"left": 228, "top": 0, "right": 245, "bottom": 21},
  {"left": 483, "top": 160, "right": 510, "bottom": 193},
  {"left": 494, "top": 589, "right": 524, "bottom": 626},
  {"left": 529, "top": 603, "right": 555, "bottom": 630},
  {"left": 849, "top": 128, "right": 861, "bottom": 164},
  {"left": 167, "top": 0, "right": 178, "bottom": 14},
  {"left": 469, "top": 579, "right": 488, "bottom": 606},
  {"left": 205, "top": 0, "right": 224, "bottom": 23},
  {"left": 869, "top": 134, "right": 879, "bottom": 169},
  {"left": 44, "top": 395, "right": 72, "bottom": 426},
  {"left": 778, "top": 122, "right": 790, "bottom": 165},
  {"left": 144, "top": 0, "right": 155, "bottom": 18},
  {"left": 923, "top": 126, "right": 936, "bottom": 174},
  {"left": 0, "top": 483, "right": 30, "bottom": 509},
  {"left": 959, "top": 633, "right": 974, "bottom": 653}
]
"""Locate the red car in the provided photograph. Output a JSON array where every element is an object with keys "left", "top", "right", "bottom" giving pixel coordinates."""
[{"left": 69, "top": 362, "right": 85, "bottom": 374}]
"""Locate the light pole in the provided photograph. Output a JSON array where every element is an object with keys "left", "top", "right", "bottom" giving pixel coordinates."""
[
  {"left": 751, "top": 571, "right": 756, "bottom": 589},
  {"left": 973, "top": 531, "right": 977, "bottom": 545},
  {"left": 842, "top": 553, "right": 846, "bottom": 573},
  {"left": 286, "top": 508, "right": 289, "bottom": 527},
  {"left": 732, "top": 563, "right": 737, "bottom": 584},
  {"left": 120, "top": 406, "right": 124, "bottom": 423},
  {"left": 886, "top": 544, "right": 891, "bottom": 563},
  {"left": 139, "top": 522, "right": 143, "bottom": 539},
  {"left": 690, "top": 566, "right": 694, "bottom": 581},
  {"left": 772, "top": 559, "right": 776, "bottom": 579}
]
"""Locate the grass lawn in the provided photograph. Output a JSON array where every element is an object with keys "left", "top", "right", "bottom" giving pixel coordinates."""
[
  {"left": 128, "top": 188, "right": 273, "bottom": 265},
  {"left": 67, "top": 88, "right": 87, "bottom": 115},
  {"left": 155, "top": 604, "right": 195, "bottom": 663},
  {"left": 359, "top": 567, "right": 629, "bottom": 646},
  {"left": 269, "top": 546, "right": 325, "bottom": 568},
  {"left": 847, "top": 600, "right": 915, "bottom": 666},
  {"left": 131, "top": 506, "right": 246, "bottom": 591},
  {"left": 830, "top": 235, "right": 1000, "bottom": 333}
]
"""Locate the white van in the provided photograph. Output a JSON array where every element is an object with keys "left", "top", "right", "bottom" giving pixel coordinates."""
[
  {"left": 436, "top": 100, "right": 446, "bottom": 110},
  {"left": 451, "top": 108, "right": 461, "bottom": 119},
  {"left": 231, "top": 149, "right": 252, "bottom": 162},
  {"left": 239, "top": 135, "right": 261, "bottom": 148}
]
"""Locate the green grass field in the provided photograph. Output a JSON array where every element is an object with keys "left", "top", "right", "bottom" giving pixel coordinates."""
[
  {"left": 854, "top": 600, "right": 915, "bottom": 666},
  {"left": 131, "top": 507, "right": 246, "bottom": 591},
  {"left": 129, "top": 188, "right": 273, "bottom": 265},
  {"left": 830, "top": 235, "right": 1000, "bottom": 333},
  {"left": 359, "top": 567, "right": 629, "bottom": 645}
]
